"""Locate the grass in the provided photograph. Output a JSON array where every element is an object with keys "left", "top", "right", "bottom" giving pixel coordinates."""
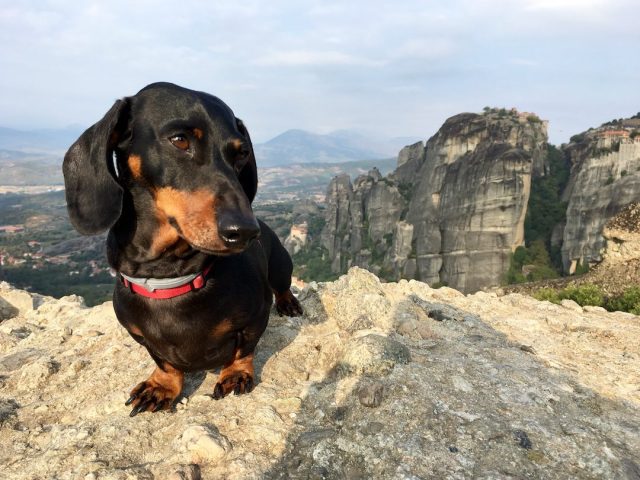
[{"left": 533, "top": 284, "right": 640, "bottom": 315}]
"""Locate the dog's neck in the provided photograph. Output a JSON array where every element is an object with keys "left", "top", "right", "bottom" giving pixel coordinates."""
[{"left": 106, "top": 188, "right": 211, "bottom": 278}]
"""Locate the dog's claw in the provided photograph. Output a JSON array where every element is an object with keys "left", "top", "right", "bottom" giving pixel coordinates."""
[
  {"left": 213, "top": 383, "right": 224, "bottom": 400},
  {"left": 275, "top": 290, "right": 303, "bottom": 317},
  {"left": 213, "top": 371, "right": 254, "bottom": 399},
  {"left": 245, "top": 377, "right": 254, "bottom": 393},
  {"left": 126, "top": 375, "right": 181, "bottom": 416},
  {"left": 130, "top": 402, "right": 147, "bottom": 417}
]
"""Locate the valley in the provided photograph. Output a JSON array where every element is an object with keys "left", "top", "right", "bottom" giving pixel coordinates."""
[{"left": 2, "top": 111, "right": 640, "bottom": 309}]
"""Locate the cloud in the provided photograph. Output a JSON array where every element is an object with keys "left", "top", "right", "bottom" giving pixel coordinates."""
[
  {"left": 254, "top": 50, "right": 383, "bottom": 67},
  {"left": 523, "top": 0, "right": 607, "bottom": 11},
  {"left": 0, "top": 0, "right": 638, "bottom": 146}
]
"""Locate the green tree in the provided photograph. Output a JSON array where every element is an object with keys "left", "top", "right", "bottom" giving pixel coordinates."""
[
  {"left": 561, "top": 284, "right": 605, "bottom": 307},
  {"left": 524, "top": 144, "right": 570, "bottom": 273}
]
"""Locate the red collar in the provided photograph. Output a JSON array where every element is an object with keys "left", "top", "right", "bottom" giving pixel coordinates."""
[{"left": 120, "top": 263, "right": 213, "bottom": 299}]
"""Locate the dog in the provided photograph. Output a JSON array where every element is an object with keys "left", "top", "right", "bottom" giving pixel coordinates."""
[{"left": 63, "top": 82, "right": 303, "bottom": 416}]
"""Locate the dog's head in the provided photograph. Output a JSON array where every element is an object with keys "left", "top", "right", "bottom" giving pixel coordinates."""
[{"left": 63, "top": 82, "right": 259, "bottom": 255}]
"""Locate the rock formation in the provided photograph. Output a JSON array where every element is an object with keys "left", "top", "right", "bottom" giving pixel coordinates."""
[
  {"left": 283, "top": 222, "right": 309, "bottom": 256},
  {"left": 1, "top": 268, "right": 638, "bottom": 479},
  {"left": 572, "top": 203, "right": 640, "bottom": 295},
  {"left": 561, "top": 121, "right": 640, "bottom": 273},
  {"left": 321, "top": 109, "right": 547, "bottom": 292}
]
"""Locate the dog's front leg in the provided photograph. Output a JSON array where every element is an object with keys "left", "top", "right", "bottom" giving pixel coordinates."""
[
  {"left": 212, "top": 350, "right": 255, "bottom": 399},
  {"left": 126, "top": 360, "right": 184, "bottom": 416}
]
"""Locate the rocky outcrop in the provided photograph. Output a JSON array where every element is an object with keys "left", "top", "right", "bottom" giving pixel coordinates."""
[
  {"left": 283, "top": 222, "right": 308, "bottom": 255},
  {"left": 602, "top": 203, "right": 640, "bottom": 265},
  {"left": 321, "top": 109, "right": 547, "bottom": 292},
  {"left": 561, "top": 124, "right": 640, "bottom": 273},
  {"left": 1, "top": 268, "right": 638, "bottom": 479},
  {"left": 569, "top": 203, "right": 640, "bottom": 295}
]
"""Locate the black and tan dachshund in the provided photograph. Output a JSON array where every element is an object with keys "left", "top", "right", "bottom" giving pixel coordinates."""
[{"left": 63, "top": 82, "right": 302, "bottom": 416}]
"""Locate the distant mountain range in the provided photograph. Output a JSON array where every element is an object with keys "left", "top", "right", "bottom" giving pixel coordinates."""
[
  {"left": 0, "top": 125, "right": 418, "bottom": 186},
  {"left": 254, "top": 129, "right": 421, "bottom": 167},
  {"left": 0, "top": 126, "right": 83, "bottom": 154}
]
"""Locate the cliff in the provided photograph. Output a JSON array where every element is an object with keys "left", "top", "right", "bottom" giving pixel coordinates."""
[
  {"left": 1, "top": 268, "right": 638, "bottom": 479},
  {"left": 566, "top": 203, "right": 640, "bottom": 296},
  {"left": 561, "top": 120, "right": 640, "bottom": 273},
  {"left": 321, "top": 109, "right": 548, "bottom": 292}
]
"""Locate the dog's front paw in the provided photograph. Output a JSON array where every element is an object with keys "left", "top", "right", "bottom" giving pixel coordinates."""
[
  {"left": 126, "top": 365, "right": 184, "bottom": 416},
  {"left": 213, "top": 371, "right": 254, "bottom": 400},
  {"left": 275, "top": 289, "right": 304, "bottom": 317},
  {"left": 212, "top": 352, "right": 255, "bottom": 400}
]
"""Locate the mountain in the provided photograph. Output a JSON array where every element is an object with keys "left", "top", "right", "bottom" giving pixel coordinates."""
[
  {"left": 256, "top": 157, "right": 397, "bottom": 203},
  {"left": 0, "top": 126, "right": 82, "bottom": 154},
  {"left": 0, "top": 126, "right": 83, "bottom": 186},
  {"left": 307, "top": 110, "right": 640, "bottom": 293},
  {"left": 254, "top": 129, "right": 421, "bottom": 166},
  {"left": 560, "top": 116, "right": 640, "bottom": 273},
  {"left": 319, "top": 108, "right": 548, "bottom": 293},
  {"left": 0, "top": 125, "right": 415, "bottom": 186},
  {"left": 0, "top": 150, "right": 64, "bottom": 185}
]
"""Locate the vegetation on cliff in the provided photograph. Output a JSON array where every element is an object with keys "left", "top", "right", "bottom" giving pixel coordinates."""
[
  {"left": 506, "top": 144, "right": 571, "bottom": 284},
  {"left": 534, "top": 284, "right": 640, "bottom": 315}
]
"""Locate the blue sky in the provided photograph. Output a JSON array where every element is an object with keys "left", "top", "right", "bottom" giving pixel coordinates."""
[{"left": 0, "top": 0, "right": 638, "bottom": 144}]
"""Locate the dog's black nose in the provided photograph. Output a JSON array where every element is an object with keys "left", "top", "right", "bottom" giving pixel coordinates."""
[{"left": 218, "top": 214, "right": 260, "bottom": 248}]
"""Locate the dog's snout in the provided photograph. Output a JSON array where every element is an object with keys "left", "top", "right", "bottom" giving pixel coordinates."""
[{"left": 218, "top": 214, "right": 260, "bottom": 248}]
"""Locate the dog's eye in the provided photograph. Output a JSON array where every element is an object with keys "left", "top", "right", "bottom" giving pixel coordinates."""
[
  {"left": 169, "top": 135, "right": 190, "bottom": 151},
  {"left": 234, "top": 147, "right": 250, "bottom": 170},
  {"left": 238, "top": 147, "right": 250, "bottom": 160}
]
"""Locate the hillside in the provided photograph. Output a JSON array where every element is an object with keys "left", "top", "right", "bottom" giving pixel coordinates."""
[
  {"left": 255, "top": 157, "right": 396, "bottom": 203},
  {"left": 0, "top": 126, "right": 82, "bottom": 154},
  {"left": 254, "top": 129, "right": 420, "bottom": 167},
  {"left": 0, "top": 150, "right": 64, "bottom": 186},
  {"left": 1, "top": 268, "right": 638, "bottom": 479}
]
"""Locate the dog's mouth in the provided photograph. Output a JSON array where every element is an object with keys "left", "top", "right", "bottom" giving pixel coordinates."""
[{"left": 189, "top": 244, "right": 248, "bottom": 256}]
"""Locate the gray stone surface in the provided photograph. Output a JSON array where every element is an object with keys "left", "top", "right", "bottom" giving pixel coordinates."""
[
  {"left": 0, "top": 267, "right": 638, "bottom": 479},
  {"left": 561, "top": 136, "right": 640, "bottom": 273},
  {"left": 320, "top": 110, "right": 547, "bottom": 292},
  {"left": 0, "top": 286, "right": 35, "bottom": 320}
]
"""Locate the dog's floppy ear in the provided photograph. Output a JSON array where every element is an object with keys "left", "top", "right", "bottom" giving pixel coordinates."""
[
  {"left": 235, "top": 118, "right": 258, "bottom": 204},
  {"left": 63, "top": 99, "right": 130, "bottom": 235}
]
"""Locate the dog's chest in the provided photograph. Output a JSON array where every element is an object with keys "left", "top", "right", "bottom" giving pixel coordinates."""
[{"left": 114, "top": 279, "right": 270, "bottom": 371}]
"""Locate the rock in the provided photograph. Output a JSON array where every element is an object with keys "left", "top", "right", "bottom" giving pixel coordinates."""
[
  {"left": 395, "top": 141, "right": 426, "bottom": 185},
  {"left": 283, "top": 222, "right": 308, "bottom": 256},
  {"left": 168, "top": 464, "right": 201, "bottom": 480},
  {"left": 0, "top": 398, "right": 19, "bottom": 427},
  {"left": 340, "top": 334, "right": 411, "bottom": 376},
  {"left": 320, "top": 108, "right": 547, "bottom": 292},
  {"left": 560, "top": 299, "right": 582, "bottom": 312},
  {"left": 176, "top": 425, "right": 232, "bottom": 464},
  {"left": 0, "top": 289, "right": 34, "bottom": 320},
  {"left": 17, "top": 357, "right": 59, "bottom": 390},
  {"left": 561, "top": 126, "right": 640, "bottom": 273},
  {"left": 0, "top": 270, "right": 638, "bottom": 479},
  {"left": 357, "top": 382, "right": 384, "bottom": 407},
  {"left": 0, "top": 348, "right": 44, "bottom": 372},
  {"left": 0, "top": 297, "right": 19, "bottom": 321},
  {"left": 513, "top": 430, "right": 533, "bottom": 449}
]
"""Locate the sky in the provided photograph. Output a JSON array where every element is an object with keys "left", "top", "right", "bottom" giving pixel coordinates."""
[{"left": 0, "top": 0, "right": 638, "bottom": 145}]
